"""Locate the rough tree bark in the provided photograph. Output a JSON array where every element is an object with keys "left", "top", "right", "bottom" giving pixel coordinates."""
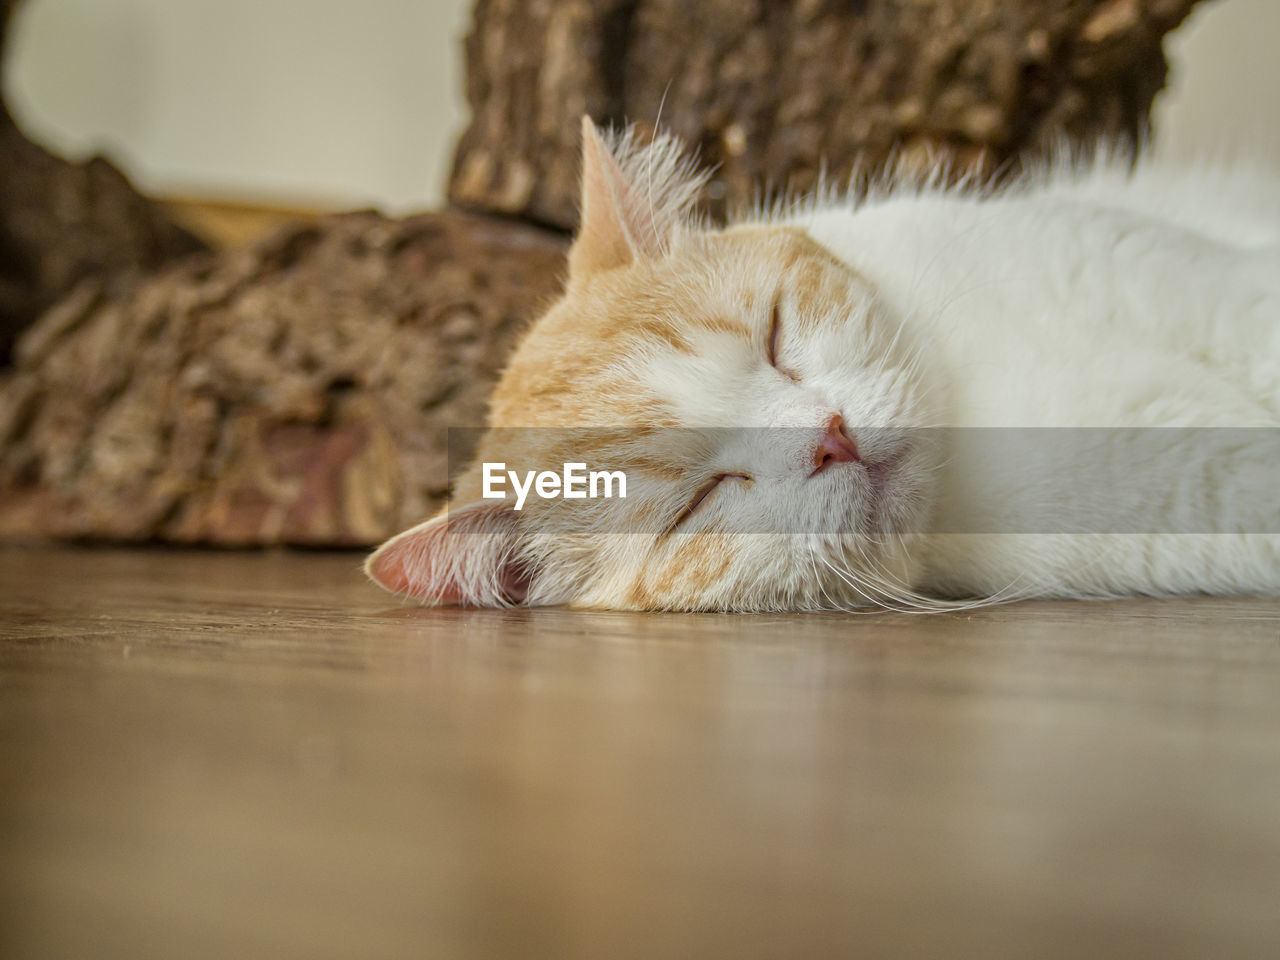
[
  {"left": 450, "top": 0, "right": 1209, "bottom": 230},
  {"left": 0, "top": 212, "right": 568, "bottom": 545},
  {"left": 0, "top": 0, "right": 209, "bottom": 366}
]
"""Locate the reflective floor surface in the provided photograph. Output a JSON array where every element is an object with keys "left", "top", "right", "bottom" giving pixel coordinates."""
[{"left": 2, "top": 547, "right": 1279, "bottom": 959}]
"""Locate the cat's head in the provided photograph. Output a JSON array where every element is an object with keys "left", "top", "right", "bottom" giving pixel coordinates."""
[{"left": 366, "top": 119, "right": 938, "bottom": 610}]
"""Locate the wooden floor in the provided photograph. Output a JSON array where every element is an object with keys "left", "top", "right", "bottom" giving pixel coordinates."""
[{"left": 2, "top": 547, "right": 1279, "bottom": 959}]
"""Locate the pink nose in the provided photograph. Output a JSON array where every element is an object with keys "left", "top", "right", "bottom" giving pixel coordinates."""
[{"left": 812, "top": 415, "right": 861, "bottom": 473}]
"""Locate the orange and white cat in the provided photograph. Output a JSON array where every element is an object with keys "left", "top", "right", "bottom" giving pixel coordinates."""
[{"left": 366, "top": 119, "right": 1280, "bottom": 610}]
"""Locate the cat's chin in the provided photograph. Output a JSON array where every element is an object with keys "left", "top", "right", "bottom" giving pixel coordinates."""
[
  {"left": 864, "top": 456, "right": 902, "bottom": 523},
  {"left": 844, "top": 439, "right": 920, "bottom": 537}
]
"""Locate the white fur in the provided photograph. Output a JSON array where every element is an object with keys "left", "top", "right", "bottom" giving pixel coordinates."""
[{"left": 782, "top": 156, "right": 1280, "bottom": 599}]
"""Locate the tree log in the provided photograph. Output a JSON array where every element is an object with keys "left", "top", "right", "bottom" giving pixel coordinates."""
[
  {"left": 0, "top": 212, "right": 567, "bottom": 545},
  {"left": 0, "top": 0, "right": 208, "bottom": 365},
  {"left": 449, "top": 0, "right": 1208, "bottom": 230}
]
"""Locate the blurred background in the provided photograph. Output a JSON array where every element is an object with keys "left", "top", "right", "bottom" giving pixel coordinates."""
[
  {"left": 2, "top": 0, "right": 1278, "bottom": 551},
  {"left": 5, "top": 0, "right": 1279, "bottom": 216}
]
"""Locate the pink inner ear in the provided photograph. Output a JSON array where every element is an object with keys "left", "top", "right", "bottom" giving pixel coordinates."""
[
  {"left": 501, "top": 563, "right": 531, "bottom": 604},
  {"left": 366, "top": 540, "right": 467, "bottom": 604},
  {"left": 364, "top": 502, "right": 530, "bottom": 607}
]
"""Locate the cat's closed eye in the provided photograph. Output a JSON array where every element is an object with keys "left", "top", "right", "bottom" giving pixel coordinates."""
[
  {"left": 767, "top": 297, "right": 801, "bottom": 382},
  {"left": 666, "top": 472, "right": 752, "bottom": 534}
]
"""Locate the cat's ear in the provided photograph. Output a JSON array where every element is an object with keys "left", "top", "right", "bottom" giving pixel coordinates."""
[
  {"left": 364, "top": 502, "right": 532, "bottom": 606},
  {"left": 568, "top": 117, "right": 706, "bottom": 281}
]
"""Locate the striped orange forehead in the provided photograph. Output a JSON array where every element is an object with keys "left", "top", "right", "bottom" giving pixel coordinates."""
[{"left": 488, "top": 225, "right": 856, "bottom": 430}]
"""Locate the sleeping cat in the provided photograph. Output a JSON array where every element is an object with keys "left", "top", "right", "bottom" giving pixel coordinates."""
[{"left": 366, "top": 118, "right": 1280, "bottom": 610}]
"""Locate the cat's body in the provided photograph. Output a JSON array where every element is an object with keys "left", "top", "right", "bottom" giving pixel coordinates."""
[
  {"left": 367, "top": 121, "right": 1280, "bottom": 610},
  {"left": 793, "top": 160, "right": 1280, "bottom": 600}
]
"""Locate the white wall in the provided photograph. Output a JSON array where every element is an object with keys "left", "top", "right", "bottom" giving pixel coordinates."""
[
  {"left": 5, "top": 0, "right": 1278, "bottom": 213},
  {"left": 1154, "top": 0, "right": 1280, "bottom": 165},
  {"left": 5, "top": 0, "right": 471, "bottom": 212}
]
